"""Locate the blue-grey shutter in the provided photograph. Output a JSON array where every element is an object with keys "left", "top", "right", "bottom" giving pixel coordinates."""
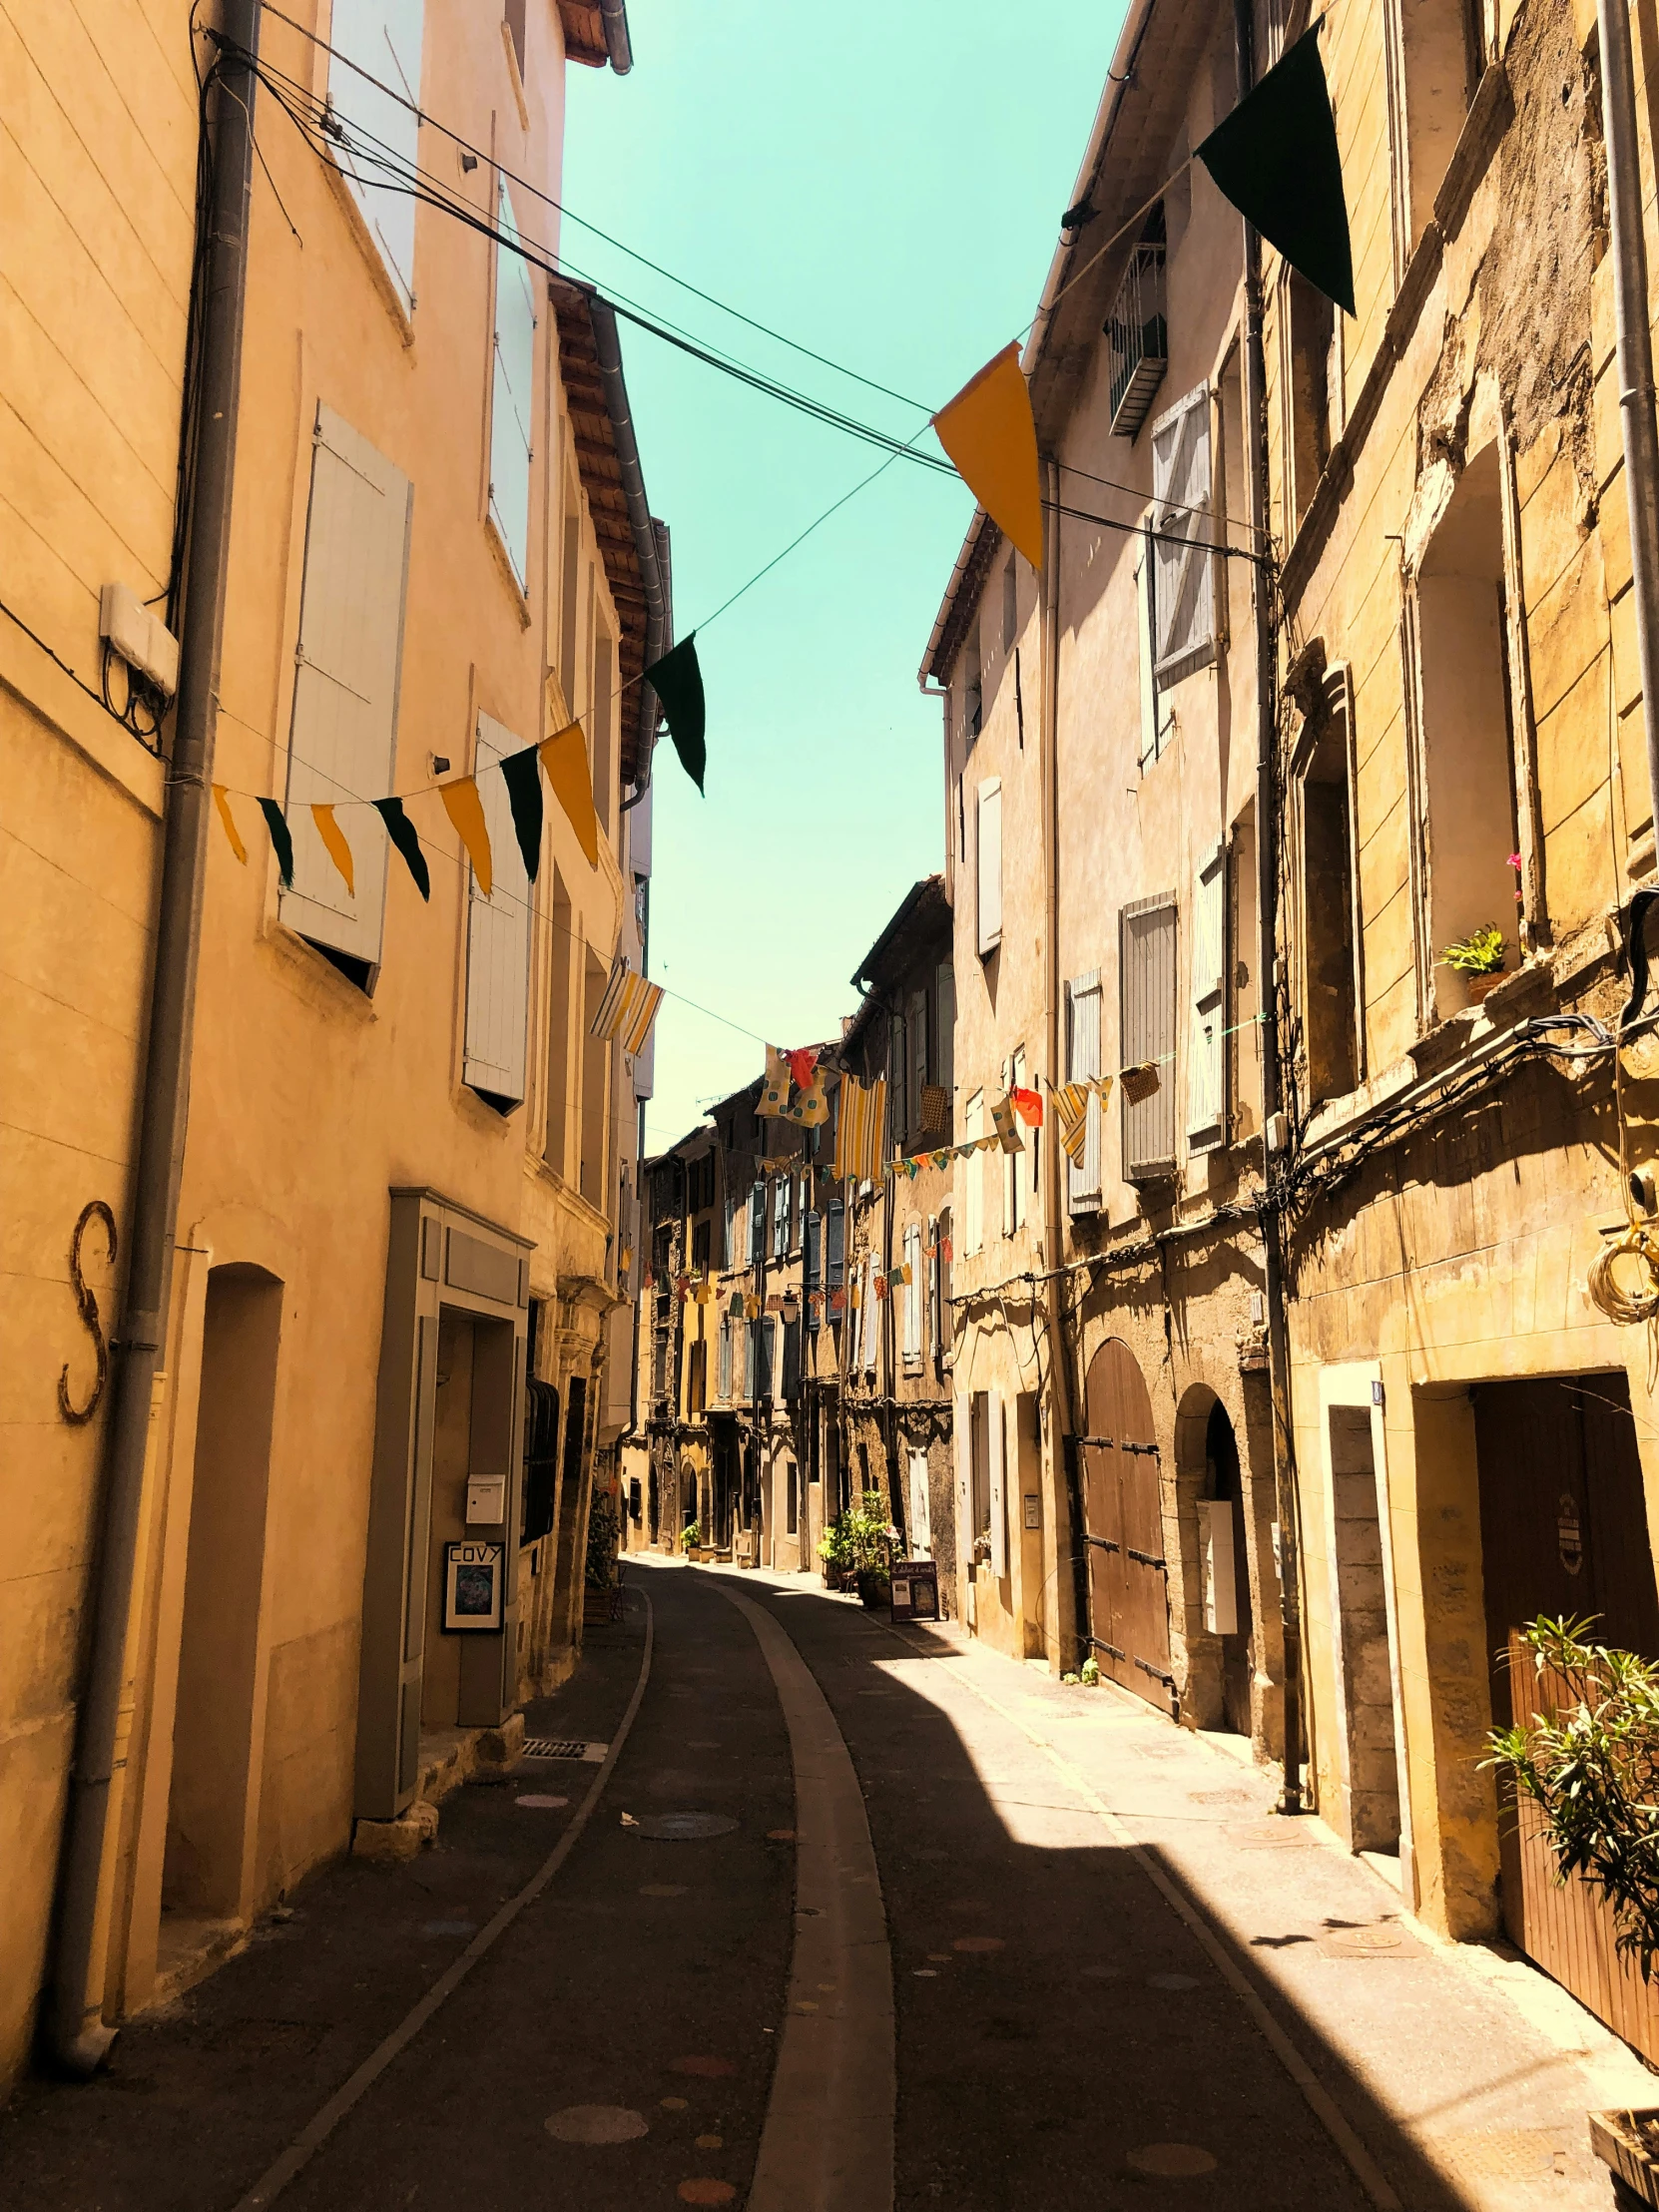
[
  {"left": 750, "top": 1186, "right": 766, "bottom": 1265},
  {"left": 806, "top": 1211, "right": 823, "bottom": 1295},
  {"left": 827, "top": 1200, "right": 845, "bottom": 1289},
  {"left": 744, "top": 1321, "right": 757, "bottom": 1400},
  {"left": 1121, "top": 892, "right": 1179, "bottom": 1179},
  {"left": 783, "top": 1319, "right": 801, "bottom": 1398},
  {"left": 1150, "top": 384, "right": 1216, "bottom": 682}
]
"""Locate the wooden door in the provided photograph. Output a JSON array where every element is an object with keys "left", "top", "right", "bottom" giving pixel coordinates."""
[
  {"left": 1080, "top": 1339, "right": 1175, "bottom": 1714},
  {"left": 1475, "top": 1375, "right": 1659, "bottom": 1999}
]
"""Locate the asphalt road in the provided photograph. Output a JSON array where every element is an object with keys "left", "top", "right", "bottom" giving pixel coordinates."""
[{"left": 0, "top": 1557, "right": 1572, "bottom": 2210}]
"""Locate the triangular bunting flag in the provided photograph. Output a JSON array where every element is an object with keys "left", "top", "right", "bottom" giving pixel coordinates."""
[
  {"left": 441, "top": 776, "right": 493, "bottom": 897},
  {"left": 1195, "top": 26, "right": 1355, "bottom": 315},
  {"left": 644, "top": 636, "right": 706, "bottom": 794},
  {"left": 258, "top": 799, "right": 294, "bottom": 888},
  {"left": 373, "top": 797, "right": 430, "bottom": 900},
  {"left": 212, "top": 785, "right": 247, "bottom": 864},
  {"left": 500, "top": 748, "right": 544, "bottom": 883},
  {"left": 310, "top": 803, "right": 354, "bottom": 896},
  {"left": 540, "top": 715, "right": 599, "bottom": 868},
  {"left": 931, "top": 343, "right": 1044, "bottom": 570}
]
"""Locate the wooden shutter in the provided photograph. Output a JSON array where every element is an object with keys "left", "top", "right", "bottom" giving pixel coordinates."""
[
  {"left": 718, "top": 1318, "right": 732, "bottom": 1400},
  {"left": 805, "top": 1209, "right": 823, "bottom": 1291},
  {"left": 327, "top": 0, "right": 425, "bottom": 314},
  {"left": 908, "top": 989, "right": 928, "bottom": 1137},
  {"left": 773, "top": 1176, "right": 789, "bottom": 1259},
  {"left": 463, "top": 713, "right": 532, "bottom": 1104},
  {"left": 1150, "top": 384, "right": 1217, "bottom": 681},
  {"left": 1120, "top": 893, "right": 1179, "bottom": 1179},
  {"left": 1187, "top": 842, "right": 1227, "bottom": 1153},
  {"left": 490, "top": 179, "right": 537, "bottom": 585},
  {"left": 279, "top": 405, "right": 411, "bottom": 974},
  {"left": 988, "top": 1391, "right": 1007, "bottom": 1576},
  {"left": 750, "top": 1185, "right": 766, "bottom": 1264},
  {"left": 783, "top": 1318, "right": 801, "bottom": 1398},
  {"left": 827, "top": 1200, "right": 845, "bottom": 1289},
  {"left": 936, "top": 1205, "right": 952, "bottom": 1365},
  {"left": 744, "top": 1320, "right": 757, "bottom": 1400},
  {"left": 1066, "top": 972, "right": 1103, "bottom": 1214},
  {"left": 976, "top": 779, "right": 1002, "bottom": 954},
  {"left": 861, "top": 1254, "right": 880, "bottom": 1373},
  {"left": 934, "top": 960, "right": 955, "bottom": 1098}
]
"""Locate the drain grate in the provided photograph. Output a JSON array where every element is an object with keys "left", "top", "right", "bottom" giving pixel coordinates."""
[{"left": 522, "top": 1739, "right": 608, "bottom": 1762}]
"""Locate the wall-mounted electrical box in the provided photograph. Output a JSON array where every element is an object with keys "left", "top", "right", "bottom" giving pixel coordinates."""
[{"left": 99, "top": 582, "right": 180, "bottom": 699}]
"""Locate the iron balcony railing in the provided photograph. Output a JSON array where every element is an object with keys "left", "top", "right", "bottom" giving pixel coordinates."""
[{"left": 1107, "top": 243, "right": 1168, "bottom": 437}]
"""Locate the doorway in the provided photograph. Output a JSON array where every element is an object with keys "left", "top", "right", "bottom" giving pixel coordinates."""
[
  {"left": 1079, "top": 1338, "right": 1174, "bottom": 1714},
  {"left": 1327, "top": 1402, "right": 1402, "bottom": 1855},
  {"left": 164, "top": 1266, "right": 280, "bottom": 1927},
  {"left": 1204, "top": 1400, "right": 1255, "bottom": 1737}
]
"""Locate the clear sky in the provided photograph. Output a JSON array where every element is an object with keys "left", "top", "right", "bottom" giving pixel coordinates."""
[{"left": 564, "top": 2, "right": 1128, "bottom": 1155}]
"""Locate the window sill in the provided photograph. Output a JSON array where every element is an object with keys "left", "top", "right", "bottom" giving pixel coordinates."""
[
  {"left": 484, "top": 511, "right": 534, "bottom": 630},
  {"left": 321, "top": 160, "right": 417, "bottom": 348}
]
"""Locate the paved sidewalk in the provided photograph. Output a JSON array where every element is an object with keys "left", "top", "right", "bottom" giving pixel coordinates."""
[{"left": 822, "top": 1577, "right": 1657, "bottom": 2211}]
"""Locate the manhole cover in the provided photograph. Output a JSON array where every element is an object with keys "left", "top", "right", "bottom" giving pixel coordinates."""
[
  {"left": 523, "top": 1739, "right": 607, "bottom": 1762},
  {"left": 1226, "top": 1822, "right": 1313, "bottom": 1849},
  {"left": 1316, "top": 1922, "right": 1428, "bottom": 1960},
  {"left": 638, "top": 1812, "right": 738, "bottom": 1841}
]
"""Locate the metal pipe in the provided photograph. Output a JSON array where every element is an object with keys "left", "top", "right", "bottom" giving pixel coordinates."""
[
  {"left": 47, "top": 0, "right": 261, "bottom": 2074},
  {"left": 1039, "top": 452, "right": 1082, "bottom": 1671},
  {"left": 1597, "top": 0, "right": 1659, "bottom": 845},
  {"left": 586, "top": 294, "right": 666, "bottom": 806},
  {"left": 600, "top": 0, "right": 633, "bottom": 75},
  {"left": 1235, "top": 0, "right": 1306, "bottom": 1817}
]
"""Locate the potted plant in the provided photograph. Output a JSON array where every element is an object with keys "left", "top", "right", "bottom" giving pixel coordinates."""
[
  {"left": 1437, "top": 923, "right": 1507, "bottom": 1002},
  {"left": 818, "top": 1489, "right": 895, "bottom": 1607},
  {"left": 679, "top": 1518, "right": 703, "bottom": 1563},
  {"left": 1486, "top": 1617, "right": 1659, "bottom": 2206}
]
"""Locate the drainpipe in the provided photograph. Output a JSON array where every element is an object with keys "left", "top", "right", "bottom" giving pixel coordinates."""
[
  {"left": 1597, "top": 0, "right": 1659, "bottom": 846},
  {"left": 1235, "top": 0, "right": 1306, "bottom": 1816},
  {"left": 47, "top": 0, "right": 260, "bottom": 2073},
  {"left": 588, "top": 295, "right": 667, "bottom": 813},
  {"left": 1039, "top": 455, "right": 1082, "bottom": 1670},
  {"left": 600, "top": 0, "right": 633, "bottom": 75}
]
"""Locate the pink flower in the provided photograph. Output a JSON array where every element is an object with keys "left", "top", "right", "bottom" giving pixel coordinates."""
[{"left": 1506, "top": 852, "right": 1522, "bottom": 869}]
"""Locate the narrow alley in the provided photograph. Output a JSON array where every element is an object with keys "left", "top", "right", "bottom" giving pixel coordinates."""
[{"left": 2, "top": 1557, "right": 1646, "bottom": 2212}]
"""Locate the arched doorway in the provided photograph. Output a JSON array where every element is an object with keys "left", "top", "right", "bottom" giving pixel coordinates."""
[
  {"left": 1204, "top": 1399, "right": 1255, "bottom": 1737},
  {"left": 1079, "top": 1338, "right": 1174, "bottom": 1714}
]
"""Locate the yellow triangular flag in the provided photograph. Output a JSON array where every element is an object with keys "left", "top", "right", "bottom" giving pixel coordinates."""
[
  {"left": 310, "top": 803, "right": 354, "bottom": 896},
  {"left": 212, "top": 784, "right": 248, "bottom": 864},
  {"left": 540, "top": 716, "right": 599, "bottom": 869},
  {"left": 441, "top": 776, "right": 492, "bottom": 897},
  {"left": 931, "top": 342, "right": 1044, "bottom": 570}
]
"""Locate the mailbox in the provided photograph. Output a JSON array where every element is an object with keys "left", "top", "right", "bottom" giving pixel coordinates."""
[{"left": 466, "top": 1473, "right": 507, "bottom": 1525}]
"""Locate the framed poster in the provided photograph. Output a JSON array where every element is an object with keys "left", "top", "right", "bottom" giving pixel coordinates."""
[{"left": 443, "top": 1540, "right": 503, "bottom": 1631}]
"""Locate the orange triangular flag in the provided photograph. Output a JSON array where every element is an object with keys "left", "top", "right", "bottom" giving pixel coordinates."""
[
  {"left": 310, "top": 803, "right": 355, "bottom": 896},
  {"left": 540, "top": 716, "right": 599, "bottom": 869},
  {"left": 212, "top": 784, "right": 248, "bottom": 864},
  {"left": 441, "top": 776, "right": 492, "bottom": 897},
  {"left": 931, "top": 342, "right": 1044, "bottom": 570}
]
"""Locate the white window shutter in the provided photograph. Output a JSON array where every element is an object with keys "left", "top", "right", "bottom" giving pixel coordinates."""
[
  {"left": 1066, "top": 972, "right": 1102, "bottom": 1215},
  {"left": 1136, "top": 530, "right": 1162, "bottom": 771},
  {"left": 963, "top": 1090, "right": 983, "bottom": 1253},
  {"left": 861, "top": 1253, "right": 880, "bottom": 1373},
  {"left": 976, "top": 779, "right": 1002, "bottom": 955},
  {"left": 463, "top": 713, "right": 532, "bottom": 1104},
  {"left": 1187, "top": 842, "right": 1227, "bottom": 1152},
  {"left": 1150, "top": 383, "right": 1216, "bottom": 682},
  {"left": 490, "top": 179, "right": 537, "bottom": 586},
  {"left": 327, "top": 0, "right": 425, "bottom": 314},
  {"left": 988, "top": 1391, "right": 1007, "bottom": 1577},
  {"left": 279, "top": 404, "right": 411, "bottom": 975},
  {"left": 1121, "top": 893, "right": 1180, "bottom": 1178},
  {"left": 903, "top": 1222, "right": 922, "bottom": 1359},
  {"left": 908, "top": 1449, "right": 931, "bottom": 1556}
]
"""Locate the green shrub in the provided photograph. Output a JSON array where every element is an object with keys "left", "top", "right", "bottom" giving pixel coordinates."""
[
  {"left": 819, "top": 1490, "right": 894, "bottom": 1578},
  {"left": 585, "top": 1491, "right": 619, "bottom": 1589}
]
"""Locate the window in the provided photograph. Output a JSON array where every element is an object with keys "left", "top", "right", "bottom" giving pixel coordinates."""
[
  {"left": 593, "top": 628, "right": 615, "bottom": 838},
  {"left": 463, "top": 714, "right": 533, "bottom": 1108},
  {"left": 692, "top": 1220, "right": 711, "bottom": 1275},
  {"left": 578, "top": 947, "right": 607, "bottom": 1194},
  {"left": 1065, "top": 973, "right": 1103, "bottom": 1215},
  {"left": 963, "top": 632, "right": 982, "bottom": 745},
  {"left": 327, "top": 0, "right": 425, "bottom": 314},
  {"left": 1294, "top": 672, "right": 1363, "bottom": 1099},
  {"left": 1120, "top": 893, "right": 1179, "bottom": 1181},
  {"left": 908, "top": 1449, "right": 932, "bottom": 1556},
  {"left": 933, "top": 1206, "right": 952, "bottom": 1372},
  {"left": 545, "top": 869, "right": 572, "bottom": 1167},
  {"left": 805, "top": 1211, "right": 824, "bottom": 1323},
  {"left": 963, "top": 1090, "right": 984, "bottom": 1254},
  {"left": 1107, "top": 203, "right": 1168, "bottom": 437},
  {"left": 750, "top": 1185, "right": 766, "bottom": 1266},
  {"left": 1187, "top": 844, "right": 1228, "bottom": 1152},
  {"left": 490, "top": 178, "right": 537, "bottom": 587},
  {"left": 1410, "top": 443, "right": 1522, "bottom": 1019},
  {"left": 1387, "top": 0, "right": 1484, "bottom": 258},
  {"left": 1149, "top": 383, "right": 1218, "bottom": 683},
  {"left": 761, "top": 1317, "right": 777, "bottom": 1398},
  {"left": 772, "top": 1176, "right": 790, "bottom": 1260},
  {"left": 279, "top": 405, "right": 412, "bottom": 988},
  {"left": 827, "top": 1199, "right": 845, "bottom": 1290},
  {"left": 783, "top": 1319, "right": 802, "bottom": 1400},
  {"left": 718, "top": 1317, "right": 733, "bottom": 1401},
  {"left": 1286, "top": 272, "right": 1335, "bottom": 534},
  {"left": 860, "top": 1254, "right": 880, "bottom": 1375},
  {"left": 1002, "top": 555, "right": 1018, "bottom": 652},
  {"left": 902, "top": 1221, "right": 923, "bottom": 1366},
  {"left": 969, "top": 1391, "right": 1006, "bottom": 1572},
  {"left": 976, "top": 779, "right": 1002, "bottom": 956},
  {"left": 744, "top": 1320, "right": 757, "bottom": 1402},
  {"left": 786, "top": 1456, "right": 799, "bottom": 1535}
]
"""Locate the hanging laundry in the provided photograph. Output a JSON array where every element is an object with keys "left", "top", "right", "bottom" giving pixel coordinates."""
[
  {"left": 782, "top": 1064, "right": 830, "bottom": 1128},
  {"left": 920, "top": 1083, "right": 949, "bottom": 1134},
  {"left": 787, "top": 1045, "right": 819, "bottom": 1091},
  {"left": 1120, "top": 1062, "right": 1161, "bottom": 1105},
  {"left": 990, "top": 1097, "right": 1024, "bottom": 1155},
  {"left": 590, "top": 955, "right": 665, "bottom": 1056},
  {"left": 757, "top": 1045, "right": 792, "bottom": 1118},
  {"left": 833, "top": 1074, "right": 886, "bottom": 1183},
  {"left": 1052, "top": 1081, "right": 1090, "bottom": 1166},
  {"left": 1011, "top": 1086, "right": 1043, "bottom": 1128}
]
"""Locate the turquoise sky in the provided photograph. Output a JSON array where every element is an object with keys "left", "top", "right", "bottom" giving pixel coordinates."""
[{"left": 564, "top": 2, "right": 1127, "bottom": 1154}]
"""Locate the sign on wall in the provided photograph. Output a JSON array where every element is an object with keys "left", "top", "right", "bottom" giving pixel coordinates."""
[{"left": 443, "top": 1541, "right": 504, "bottom": 1632}]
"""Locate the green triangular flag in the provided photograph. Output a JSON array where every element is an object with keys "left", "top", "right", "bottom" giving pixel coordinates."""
[
  {"left": 257, "top": 798, "right": 294, "bottom": 888},
  {"left": 1195, "top": 26, "right": 1355, "bottom": 316},
  {"left": 373, "top": 797, "right": 430, "bottom": 901},
  {"left": 499, "top": 747, "right": 544, "bottom": 882},
  {"left": 644, "top": 634, "right": 706, "bottom": 795}
]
